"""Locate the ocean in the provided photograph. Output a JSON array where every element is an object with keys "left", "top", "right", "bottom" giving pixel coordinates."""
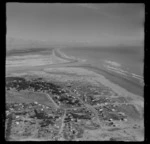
[
  {"left": 6, "top": 46, "right": 144, "bottom": 96},
  {"left": 60, "top": 47, "right": 143, "bottom": 76},
  {"left": 59, "top": 46, "right": 144, "bottom": 96}
]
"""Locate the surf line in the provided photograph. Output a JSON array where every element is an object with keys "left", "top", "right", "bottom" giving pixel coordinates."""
[{"left": 54, "top": 48, "right": 86, "bottom": 63}]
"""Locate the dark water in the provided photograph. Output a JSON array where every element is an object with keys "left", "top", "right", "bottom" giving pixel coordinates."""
[{"left": 60, "top": 47, "right": 144, "bottom": 76}]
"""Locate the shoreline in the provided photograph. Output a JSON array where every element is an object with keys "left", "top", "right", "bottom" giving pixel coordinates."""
[
  {"left": 6, "top": 48, "right": 143, "bottom": 97},
  {"left": 7, "top": 66, "right": 143, "bottom": 110},
  {"left": 6, "top": 63, "right": 144, "bottom": 141},
  {"left": 53, "top": 48, "right": 143, "bottom": 97},
  {"left": 66, "top": 64, "right": 143, "bottom": 97},
  {"left": 42, "top": 67, "right": 143, "bottom": 102}
]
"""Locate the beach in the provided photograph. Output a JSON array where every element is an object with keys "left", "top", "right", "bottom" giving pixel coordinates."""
[
  {"left": 6, "top": 47, "right": 144, "bottom": 115},
  {"left": 6, "top": 47, "right": 144, "bottom": 141},
  {"left": 6, "top": 3, "right": 144, "bottom": 141},
  {"left": 6, "top": 48, "right": 144, "bottom": 97}
]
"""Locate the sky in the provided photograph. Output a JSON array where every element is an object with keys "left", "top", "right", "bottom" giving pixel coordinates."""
[{"left": 7, "top": 3, "right": 144, "bottom": 47}]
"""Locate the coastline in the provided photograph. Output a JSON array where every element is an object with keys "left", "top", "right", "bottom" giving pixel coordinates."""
[
  {"left": 6, "top": 48, "right": 143, "bottom": 97},
  {"left": 6, "top": 48, "right": 144, "bottom": 141},
  {"left": 42, "top": 67, "right": 143, "bottom": 105},
  {"left": 66, "top": 64, "right": 144, "bottom": 97},
  {"left": 55, "top": 48, "right": 143, "bottom": 97}
]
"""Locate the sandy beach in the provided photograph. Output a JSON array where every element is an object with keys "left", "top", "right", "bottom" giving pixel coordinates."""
[
  {"left": 6, "top": 48, "right": 144, "bottom": 97},
  {"left": 6, "top": 48, "right": 144, "bottom": 141},
  {"left": 7, "top": 65, "right": 144, "bottom": 111},
  {"left": 6, "top": 4, "right": 144, "bottom": 141}
]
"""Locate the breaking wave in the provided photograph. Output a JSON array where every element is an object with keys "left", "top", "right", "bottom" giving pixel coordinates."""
[{"left": 103, "top": 60, "right": 144, "bottom": 85}]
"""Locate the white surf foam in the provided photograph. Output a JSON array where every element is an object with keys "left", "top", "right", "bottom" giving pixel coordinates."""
[
  {"left": 104, "top": 60, "right": 144, "bottom": 85},
  {"left": 105, "top": 60, "right": 121, "bottom": 67}
]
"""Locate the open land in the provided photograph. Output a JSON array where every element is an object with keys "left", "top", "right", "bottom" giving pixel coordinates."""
[{"left": 5, "top": 48, "right": 144, "bottom": 141}]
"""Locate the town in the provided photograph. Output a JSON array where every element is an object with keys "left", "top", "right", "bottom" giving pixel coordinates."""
[{"left": 5, "top": 76, "right": 141, "bottom": 141}]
